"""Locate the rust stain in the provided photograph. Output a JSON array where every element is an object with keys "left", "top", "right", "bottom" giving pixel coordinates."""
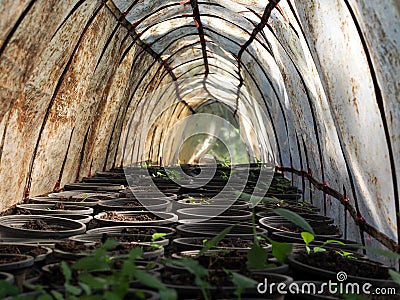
[{"left": 350, "top": 78, "right": 359, "bottom": 114}]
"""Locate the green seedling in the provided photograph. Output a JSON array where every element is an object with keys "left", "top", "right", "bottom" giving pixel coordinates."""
[
  {"left": 152, "top": 232, "right": 167, "bottom": 242},
  {"left": 171, "top": 258, "right": 211, "bottom": 300},
  {"left": 273, "top": 208, "right": 315, "bottom": 235},
  {"left": 199, "top": 225, "right": 234, "bottom": 255},
  {"left": 224, "top": 269, "right": 257, "bottom": 300}
]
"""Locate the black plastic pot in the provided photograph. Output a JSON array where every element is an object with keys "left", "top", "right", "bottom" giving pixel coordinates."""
[
  {"left": 119, "top": 188, "right": 178, "bottom": 200},
  {"left": 86, "top": 225, "right": 176, "bottom": 239},
  {"left": 98, "top": 198, "right": 171, "bottom": 212},
  {"left": 288, "top": 251, "right": 396, "bottom": 288},
  {"left": 54, "top": 242, "right": 164, "bottom": 261},
  {"left": 286, "top": 281, "right": 343, "bottom": 299},
  {"left": 176, "top": 222, "right": 267, "bottom": 238},
  {"left": 0, "top": 243, "right": 52, "bottom": 264},
  {"left": 63, "top": 183, "right": 125, "bottom": 191},
  {"left": 16, "top": 203, "right": 93, "bottom": 215},
  {"left": 258, "top": 202, "right": 320, "bottom": 214},
  {"left": 31, "top": 193, "right": 118, "bottom": 207},
  {"left": 176, "top": 198, "right": 249, "bottom": 210},
  {"left": 0, "top": 254, "right": 34, "bottom": 289},
  {"left": 0, "top": 215, "right": 86, "bottom": 239},
  {"left": 257, "top": 212, "right": 334, "bottom": 225},
  {"left": 0, "top": 271, "right": 14, "bottom": 284},
  {"left": 94, "top": 211, "right": 178, "bottom": 226},
  {"left": 172, "top": 236, "right": 272, "bottom": 252},
  {"left": 162, "top": 271, "right": 292, "bottom": 299},
  {"left": 56, "top": 214, "right": 93, "bottom": 224},
  {"left": 69, "top": 233, "right": 169, "bottom": 247},
  {"left": 270, "top": 232, "right": 362, "bottom": 252},
  {"left": 177, "top": 208, "right": 253, "bottom": 222},
  {"left": 259, "top": 219, "right": 342, "bottom": 238},
  {"left": 82, "top": 176, "right": 128, "bottom": 185},
  {"left": 0, "top": 254, "right": 34, "bottom": 272},
  {"left": 170, "top": 250, "right": 288, "bottom": 275}
]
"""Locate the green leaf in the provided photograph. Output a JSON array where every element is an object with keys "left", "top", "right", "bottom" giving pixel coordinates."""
[
  {"left": 313, "top": 247, "right": 327, "bottom": 253},
  {"left": 389, "top": 269, "right": 400, "bottom": 286},
  {"left": 301, "top": 231, "right": 315, "bottom": 246},
  {"left": 129, "top": 247, "right": 143, "bottom": 260},
  {"left": 321, "top": 239, "right": 346, "bottom": 247},
  {"left": 132, "top": 290, "right": 145, "bottom": 300},
  {"left": 135, "top": 270, "right": 177, "bottom": 300},
  {"left": 0, "top": 280, "right": 19, "bottom": 297},
  {"left": 60, "top": 261, "right": 72, "bottom": 283},
  {"left": 238, "top": 192, "right": 278, "bottom": 207},
  {"left": 37, "top": 295, "right": 53, "bottom": 300},
  {"left": 72, "top": 256, "right": 110, "bottom": 271},
  {"left": 199, "top": 225, "right": 234, "bottom": 255},
  {"left": 159, "top": 288, "right": 178, "bottom": 300},
  {"left": 100, "top": 239, "right": 120, "bottom": 250},
  {"left": 247, "top": 243, "right": 268, "bottom": 269},
  {"left": 79, "top": 282, "right": 91, "bottom": 295},
  {"left": 50, "top": 290, "right": 64, "bottom": 300},
  {"left": 121, "top": 260, "right": 136, "bottom": 277},
  {"left": 104, "top": 291, "right": 124, "bottom": 300},
  {"left": 229, "top": 271, "right": 257, "bottom": 299},
  {"left": 171, "top": 258, "right": 210, "bottom": 299},
  {"left": 152, "top": 232, "right": 167, "bottom": 242},
  {"left": 134, "top": 269, "right": 166, "bottom": 290},
  {"left": 65, "top": 283, "right": 82, "bottom": 296},
  {"left": 268, "top": 238, "right": 293, "bottom": 263},
  {"left": 79, "top": 273, "right": 107, "bottom": 289},
  {"left": 272, "top": 208, "right": 315, "bottom": 235},
  {"left": 172, "top": 258, "right": 208, "bottom": 278}
]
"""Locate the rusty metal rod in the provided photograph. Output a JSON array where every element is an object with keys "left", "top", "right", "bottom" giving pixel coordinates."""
[{"left": 276, "top": 166, "right": 398, "bottom": 252}]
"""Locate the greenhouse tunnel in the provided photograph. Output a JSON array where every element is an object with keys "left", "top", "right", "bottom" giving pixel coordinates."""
[{"left": 0, "top": 0, "right": 399, "bottom": 265}]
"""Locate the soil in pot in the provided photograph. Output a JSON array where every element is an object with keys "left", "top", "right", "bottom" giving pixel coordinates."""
[
  {"left": 94, "top": 211, "right": 178, "bottom": 226},
  {"left": 69, "top": 233, "right": 169, "bottom": 247},
  {"left": 172, "top": 249, "right": 287, "bottom": 275},
  {"left": 98, "top": 198, "right": 171, "bottom": 212},
  {"left": 176, "top": 222, "right": 267, "bottom": 238},
  {"left": 177, "top": 208, "right": 253, "bottom": 221},
  {"left": 270, "top": 232, "right": 362, "bottom": 252},
  {"left": 293, "top": 250, "right": 390, "bottom": 280},
  {"left": 0, "top": 215, "right": 86, "bottom": 239},
  {"left": 172, "top": 237, "right": 271, "bottom": 252},
  {"left": 162, "top": 270, "right": 292, "bottom": 299},
  {"left": 86, "top": 225, "right": 176, "bottom": 239},
  {"left": 0, "top": 244, "right": 52, "bottom": 263},
  {"left": 16, "top": 203, "right": 93, "bottom": 215},
  {"left": 101, "top": 211, "right": 158, "bottom": 222},
  {"left": 54, "top": 240, "right": 163, "bottom": 260},
  {"left": 259, "top": 219, "right": 341, "bottom": 237}
]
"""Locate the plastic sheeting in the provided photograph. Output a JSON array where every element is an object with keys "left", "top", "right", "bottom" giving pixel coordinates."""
[{"left": 0, "top": 0, "right": 399, "bottom": 262}]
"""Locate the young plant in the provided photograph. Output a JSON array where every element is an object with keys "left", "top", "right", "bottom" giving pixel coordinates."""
[
  {"left": 24, "top": 239, "right": 177, "bottom": 300},
  {"left": 151, "top": 232, "right": 167, "bottom": 242},
  {"left": 171, "top": 258, "right": 211, "bottom": 300},
  {"left": 220, "top": 171, "right": 228, "bottom": 180},
  {"left": 224, "top": 269, "right": 257, "bottom": 300},
  {"left": 199, "top": 224, "right": 234, "bottom": 255}
]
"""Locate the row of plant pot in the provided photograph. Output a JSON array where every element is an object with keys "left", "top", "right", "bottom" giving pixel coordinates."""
[{"left": 0, "top": 166, "right": 398, "bottom": 299}]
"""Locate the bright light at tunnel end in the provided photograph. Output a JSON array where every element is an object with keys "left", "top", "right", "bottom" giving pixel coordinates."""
[{"left": 122, "top": 80, "right": 277, "bottom": 222}]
